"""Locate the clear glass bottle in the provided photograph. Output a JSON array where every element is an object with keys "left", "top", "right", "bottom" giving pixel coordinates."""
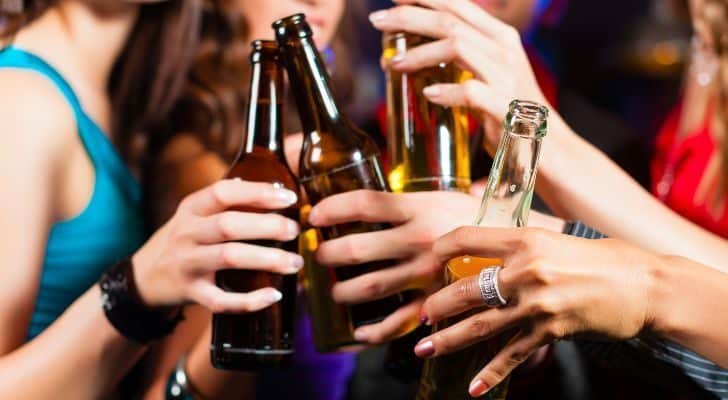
[{"left": 416, "top": 100, "right": 548, "bottom": 399}]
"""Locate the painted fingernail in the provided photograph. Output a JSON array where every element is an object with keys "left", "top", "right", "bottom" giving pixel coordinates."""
[
  {"left": 354, "top": 328, "right": 370, "bottom": 342},
  {"left": 414, "top": 340, "right": 435, "bottom": 358},
  {"left": 275, "top": 188, "right": 298, "bottom": 205},
  {"left": 289, "top": 254, "right": 305, "bottom": 272},
  {"left": 423, "top": 85, "right": 441, "bottom": 97},
  {"left": 267, "top": 289, "right": 283, "bottom": 303},
  {"left": 419, "top": 309, "right": 430, "bottom": 326},
  {"left": 469, "top": 379, "right": 488, "bottom": 397},
  {"left": 368, "top": 10, "right": 388, "bottom": 24}
]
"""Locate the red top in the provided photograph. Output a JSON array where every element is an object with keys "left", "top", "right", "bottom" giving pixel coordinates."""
[{"left": 651, "top": 103, "right": 728, "bottom": 238}]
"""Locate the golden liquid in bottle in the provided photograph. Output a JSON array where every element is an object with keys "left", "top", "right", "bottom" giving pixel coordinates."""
[
  {"left": 299, "top": 205, "right": 358, "bottom": 352},
  {"left": 416, "top": 256, "right": 510, "bottom": 400},
  {"left": 383, "top": 33, "right": 471, "bottom": 193}
]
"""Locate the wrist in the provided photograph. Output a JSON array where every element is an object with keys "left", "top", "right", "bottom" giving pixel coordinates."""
[
  {"left": 99, "top": 258, "right": 183, "bottom": 344},
  {"left": 643, "top": 254, "right": 680, "bottom": 337}
]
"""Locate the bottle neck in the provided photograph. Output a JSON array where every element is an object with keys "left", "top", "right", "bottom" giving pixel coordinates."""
[
  {"left": 279, "top": 36, "right": 346, "bottom": 131},
  {"left": 244, "top": 59, "right": 285, "bottom": 156},
  {"left": 475, "top": 128, "right": 544, "bottom": 228}
]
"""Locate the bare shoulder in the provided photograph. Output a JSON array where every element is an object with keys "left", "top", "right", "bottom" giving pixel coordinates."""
[{"left": 0, "top": 68, "right": 77, "bottom": 159}]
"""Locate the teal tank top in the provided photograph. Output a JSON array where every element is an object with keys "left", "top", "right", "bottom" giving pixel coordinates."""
[{"left": 0, "top": 46, "right": 147, "bottom": 340}]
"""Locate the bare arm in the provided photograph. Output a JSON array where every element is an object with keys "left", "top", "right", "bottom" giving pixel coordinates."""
[
  {"left": 370, "top": 0, "right": 728, "bottom": 272},
  {"left": 0, "top": 71, "right": 146, "bottom": 399},
  {"left": 0, "top": 75, "right": 301, "bottom": 398}
]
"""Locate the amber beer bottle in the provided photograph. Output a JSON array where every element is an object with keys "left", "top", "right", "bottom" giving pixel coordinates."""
[
  {"left": 382, "top": 31, "right": 473, "bottom": 382},
  {"left": 383, "top": 32, "right": 471, "bottom": 192},
  {"left": 416, "top": 100, "right": 549, "bottom": 399},
  {"left": 273, "top": 14, "right": 410, "bottom": 331},
  {"left": 210, "top": 40, "right": 300, "bottom": 370}
]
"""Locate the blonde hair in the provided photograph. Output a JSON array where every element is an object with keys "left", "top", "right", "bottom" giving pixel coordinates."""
[{"left": 703, "top": 0, "right": 728, "bottom": 203}]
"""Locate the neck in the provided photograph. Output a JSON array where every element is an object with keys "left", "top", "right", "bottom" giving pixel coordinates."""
[{"left": 17, "top": 1, "right": 139, "bottom": 90}]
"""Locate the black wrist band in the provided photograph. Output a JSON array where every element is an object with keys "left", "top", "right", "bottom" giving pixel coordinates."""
[
  {"left": 562, "top": 220, "right": 607, "bottom": 239},
  {"left": 99, "top": 258, "right": 183, "bottom": 344}
]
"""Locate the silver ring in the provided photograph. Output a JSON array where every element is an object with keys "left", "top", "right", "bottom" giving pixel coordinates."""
[{"left": 478, "top": 266, "right": 507, "bottom": 307}]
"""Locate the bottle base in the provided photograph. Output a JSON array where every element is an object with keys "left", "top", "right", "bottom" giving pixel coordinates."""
[{"left": 210, "top": 346, "right": 293, "bottom": 371}]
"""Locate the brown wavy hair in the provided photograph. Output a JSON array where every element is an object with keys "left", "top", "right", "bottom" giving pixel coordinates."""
[
  {"left": 703, "top": 0, "right": 728, "bottom": 204},
  {"left": 1, "top": 0, "right": 202, "bottom": 170},
  {"left": 163, "top": 0, "right": 362, "bottom": 161}
]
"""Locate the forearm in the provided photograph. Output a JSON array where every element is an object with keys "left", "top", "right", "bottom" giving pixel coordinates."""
[
  {"left": 649, "top": 255, "right": 728, "bottom": 369},
  {"left": 142, "top": 309, "right": 255, "bottom": 400},
  {"left": 0, "top": 285, "right": 145, "bottom": 399},
  {"left": 536, "top": 115, "right": 728, "bottom": 272}
]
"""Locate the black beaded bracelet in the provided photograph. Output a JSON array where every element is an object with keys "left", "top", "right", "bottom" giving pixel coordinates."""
[{"left": 99, "top": 258, "right": 183, "bottom": 344}]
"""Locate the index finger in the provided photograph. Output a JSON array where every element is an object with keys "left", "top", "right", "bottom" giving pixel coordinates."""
[
  {"left": 181, "top": 179, "right": 298, "bottom": 216},
  {"left": 309, "top": 190, "right": 412, "bottom": 227},
  {"left": 392, "top": 0, "right": 513, "bottom": 41},
  {"left": 433, "top": 226, "right": 525, "bottom": 266}
]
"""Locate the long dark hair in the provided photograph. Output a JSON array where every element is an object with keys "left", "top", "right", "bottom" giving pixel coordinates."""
[
  {"left": 1, "top": 0, "right": 203, "bottom": 170},
  {"left": 163, "top": 0, "right": 362, "bottom": 161}
]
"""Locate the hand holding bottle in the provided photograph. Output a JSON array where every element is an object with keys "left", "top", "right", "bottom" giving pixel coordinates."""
[
  {"left": 417, "top": 227, "right": 657, "bottom": 396},
  {"left": 369, "top": 0, "right": 549, "bottom": 148},
  {"left": 309, "top": 189, "right": 479, "bottom": 343},
  {"left": 132, "top": 178, "right": 303, "bottom": 313}
]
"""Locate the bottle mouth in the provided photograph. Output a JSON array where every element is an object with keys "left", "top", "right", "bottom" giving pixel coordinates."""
[
  {"left": 505, "top": 99, "right": 549, "bottom": 138},
  {"left": 272, "top": 13, "right": 312, "bottom": 40},
  {"left": 250, "top": 40, "right": 279, "bottom": 63}
]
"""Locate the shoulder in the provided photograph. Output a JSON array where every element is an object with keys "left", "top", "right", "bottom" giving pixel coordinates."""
[{"left": 0, "top": 68, "right": 77, "bottom": 160}]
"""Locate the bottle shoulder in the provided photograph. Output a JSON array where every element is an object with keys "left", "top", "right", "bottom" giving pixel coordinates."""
[{"left": 226, "top": 149, "right": 300, "bottom": 193}]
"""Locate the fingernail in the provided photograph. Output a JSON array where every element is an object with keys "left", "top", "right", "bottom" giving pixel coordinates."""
[
  {"left": 419, "top": 309, "right": 430, "bottom": 326},
  {"left": 414, "top": 340, "right": 435, "bottom": 358},
  {"left": 354, "top": 328, "right": 369, "bottom": 342},
  {"left": 390, "top": 53, "right": 405, "bottom": 65},
  {"left": 423, "top": 85, "right": 441, "bottom": 97},
  {"left": 368, "top": 10, "right": 387, "bottom": 24},
  {"left": 289, "top": 254, "right": 304, "bottom": 272},
  {"left": 469, "top": 379, "right": 488, "bottom": 397},
  {"left": 308, "top": 207, "right": 320, "bottom": 226},
  {"left": 287, "top": 220, "right": 300, "bottom": 239},
  {"left": 275, "top": 188, "right": 298, "bottom": 205},
  {"left": 233, "top": 177, "right": 243, "bottom": 182},
  {"left": 267, "top": 289, "right": 283, "bottom": 303}
]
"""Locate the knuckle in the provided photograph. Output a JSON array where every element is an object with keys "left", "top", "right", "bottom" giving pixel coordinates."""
[
  {"left": 216, "top": 213, "right": 237, "bottom": 241},
  {"left": 469, "top": 314, "right": 493, "bottom": 337},
  {"left": 451, "top": 226, "right": 476, "bottom": 250},
  {"left": 502, "top": 26, "right": 520, "bottom": 44},
  {"left": 219, "top": 242, "right": 239, "bottom": 267},
  {"left": 359, "top": 275, "right": 385, "bottom": 299},
  {"left": 527, "top": 294, "right": 560, "bottom": 317},
  {"left": 440, "top": 15, "right": 459, "bottom": 36},
  {"left": 343, "top": 238, "right": 366, "bottom": 265},
  {"left": 543, "top": 322, "right": 564, "bottom": 340},
  {"left": 210, "top": 181, "right": 230, "bottom": 208},
  {"left": 462, "top": 80, "right": 481, "bottom": 107},
  {"left": 431, "top": 330, "right": 452, "bottom": 352},
  {"left": 455, "top": 278, "right": 478, "bottom": 303}
]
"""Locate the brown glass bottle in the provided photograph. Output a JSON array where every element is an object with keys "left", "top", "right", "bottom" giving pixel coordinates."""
[
  {"left": 273, "top": 14, "right": 410, "bottom": 329},
  {"left": 210, "top": 40, "right": 300, "bottom": 370}
]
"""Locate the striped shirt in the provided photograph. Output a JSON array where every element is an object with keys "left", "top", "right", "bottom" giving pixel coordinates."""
[{"left": 563, "top": 221, "right": 728, "bottom": 399}]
